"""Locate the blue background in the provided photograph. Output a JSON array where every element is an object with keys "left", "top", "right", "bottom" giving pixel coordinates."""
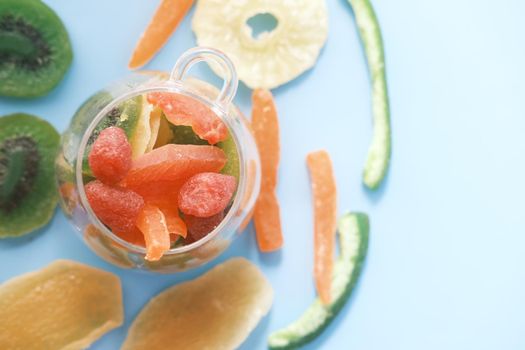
[{"left": 1, "top": 0, "right": 525, "bottom": 349}]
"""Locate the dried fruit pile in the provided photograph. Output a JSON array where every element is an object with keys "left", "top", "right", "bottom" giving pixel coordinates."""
[
  {"left": 0, "top": 0, "right": 394, "bottom": 348},
  {"left": 84, "top": 93, "right": 239, "bottom": 261}
]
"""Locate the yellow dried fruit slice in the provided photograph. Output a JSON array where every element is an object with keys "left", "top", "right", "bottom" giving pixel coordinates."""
[
  {"left": 122, "top": 258, "right": 273, "bottom": 350},
  {"left": 130, "top": 99, "right": 162, "bottom": 159},
  {"left": 192, "top": 0, "right": 328, "bottom": 89},
  {"left": 153, "top": 113, "right": 173, "bottom": 149},
  {"left": 146, "top": 107, "right": 162, "bottom": 152},
  {"left": 0, "top": 260, "right": 123, "bottom": 350}
]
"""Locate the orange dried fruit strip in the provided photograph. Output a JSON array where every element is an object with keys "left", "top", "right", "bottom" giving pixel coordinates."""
[
  {"left": 129, "top": 0, "right": 195, "bottom": 69},
  {"left": 251, "top": 89, "right": 283, "bottom": 252},
  {"left": 136, "top": 203, "right": 171, "bottom": 261},
  {"left": 156, "top": 201, "right": 187, "bottom": 238},
  {"left": 306, "top": 150, "right": 337, "bottom": 305}
]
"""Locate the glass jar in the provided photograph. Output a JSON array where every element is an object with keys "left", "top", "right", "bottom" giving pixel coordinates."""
[{"left": 56, "top": 47, "right": 261, "bottom": 273}]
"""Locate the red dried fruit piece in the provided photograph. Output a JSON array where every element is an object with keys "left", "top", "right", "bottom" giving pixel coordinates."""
[
  {"left": 147, "top": 92, "right": 228, "bottom": 144},
  {"left": 88, "top": 127, "right": 132, "bottom": 184},
  {"left": 124, "top": 180, "right": 182, "bottom": 204},
  {"left": 85, "top": 180, "right": 144, "bottom": 234},
  {"left": 178, "top": 173, "right": 236, "bottom": 218},
  {"left": 136, "top": 203, "right": 171, "bottom": 261},
  {"left": 184, "top": 212, "right": 224, "bottom": 243},
  {"left": 124, "top": 144, "right": 226, "bottom": 190},
  {"left": 115, "top": 227, "right": 146, "bottom": 247}
]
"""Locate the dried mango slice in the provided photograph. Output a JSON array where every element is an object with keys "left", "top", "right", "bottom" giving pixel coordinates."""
[
  {"left": 122, "top": 258, "right": 273, "bottom": 350},
  {"left": 0, "top": 260, "right": 123, "bottom": 349},
  {"left": 192, "top": 0, "right": 328, "bottom": 89}
]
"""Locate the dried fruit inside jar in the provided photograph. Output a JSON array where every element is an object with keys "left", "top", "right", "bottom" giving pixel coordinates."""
[{"left": 81, "top": 93, "right": 240, "bottom": 261}]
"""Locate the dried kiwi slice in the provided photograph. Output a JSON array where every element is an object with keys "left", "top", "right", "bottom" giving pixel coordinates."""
[
  {"left": 0, "top": 113, "right": 60, "bottom": 237},
  {"left": 81, "top": 95, "right": 144, "bottom": 176},
  {"left": 0, "top": 0, "right": 73, "bottom": 98}
]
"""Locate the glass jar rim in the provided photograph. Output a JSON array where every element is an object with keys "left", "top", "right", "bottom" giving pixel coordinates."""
[{"left": 75, "top": 81, "right": 249, "bottom": 256}]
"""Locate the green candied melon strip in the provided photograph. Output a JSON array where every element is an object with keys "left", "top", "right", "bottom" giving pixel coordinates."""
[
  {"left": 267, "top": 213, "right": 369, "bottom": 350},
  {"left": 348, "top": 0, "right": 391, "bottom": 190},
  {"left": 217, "top": 134, "right": 240, "bottom": 180},
  {"left": 171, "top": 125, "right": 209, "bottom": 145}
]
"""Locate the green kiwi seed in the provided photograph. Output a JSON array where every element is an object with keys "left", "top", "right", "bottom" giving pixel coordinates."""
[
  {"left": 0, "top": 0, "right": 73, "bottom": 98},
  {"left": 0, "top": 113, "right": 60, "bottom": 237}
]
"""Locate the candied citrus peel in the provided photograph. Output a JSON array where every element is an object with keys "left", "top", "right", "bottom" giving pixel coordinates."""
[{"left": 136, "top": 203, "right": 171, "bottom": 261}]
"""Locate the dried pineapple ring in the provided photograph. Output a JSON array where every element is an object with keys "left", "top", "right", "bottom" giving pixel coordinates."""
[{"left": 192, "top": 0, "right": 328, "bottom": 89}]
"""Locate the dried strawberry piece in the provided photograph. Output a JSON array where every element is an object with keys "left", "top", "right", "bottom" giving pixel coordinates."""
[
  {"left": 178, "top": 173, "right": 236, "bottom": 218},
  {"left": 184, "top": 212, "right": 225, "bottom": 243},
  {"left": 88, "top": 127, "right": 132, "bottom": 184},
  {"left": 85, "top": 180, "right": 144, "bottom": 234}
]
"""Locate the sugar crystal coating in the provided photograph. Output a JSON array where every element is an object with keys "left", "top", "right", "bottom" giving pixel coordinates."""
[
  {"left": 178, "top": 173, "right": 236, "bottom": 217},
  {"left": 85, "top": 180, "right": 144, "bottom": 234},
  {"left": 88, "top": 127, "right": 132, "bottom": 184}
]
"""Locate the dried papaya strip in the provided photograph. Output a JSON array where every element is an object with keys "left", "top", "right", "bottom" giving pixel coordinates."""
[
  {"left": 129, "top": 0, "right": 195, "bottom": 69},
  {"left": 306, "top": 150, "right": 337, "bottom": 305},
  {"left": 251, "top": 89, "right": 283, "bottom": 252},
  {"left": 136, "top": 203, "right": 171, "bottom": 261},
  {"left": 156, "top": 202, "right": 187, "bottom": 239}
]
